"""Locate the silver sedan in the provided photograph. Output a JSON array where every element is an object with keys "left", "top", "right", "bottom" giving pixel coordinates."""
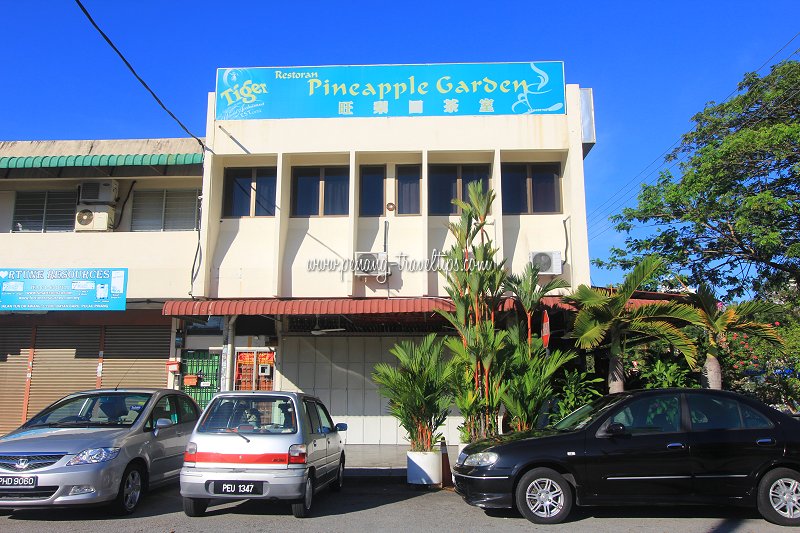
[{"left": 0, "top": 388, "right": 198, "bottom": 514}]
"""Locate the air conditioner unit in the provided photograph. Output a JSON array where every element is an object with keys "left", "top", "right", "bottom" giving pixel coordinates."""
[
  {"left": 354, "top": 252, "right": 389, "bottom": 277},
  {"left": 78, "top": 180, "right": 118, "bottom": 205},
  {"left": 529, "top": 251, "right": 562, "bottom": 275},
  {"left": 75, "top": 205, "right": 116, "bottom": 231}
]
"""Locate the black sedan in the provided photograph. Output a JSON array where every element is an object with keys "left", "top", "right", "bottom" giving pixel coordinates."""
[{"left": 453, "top": 388, "right": 800, "bottom": 526}]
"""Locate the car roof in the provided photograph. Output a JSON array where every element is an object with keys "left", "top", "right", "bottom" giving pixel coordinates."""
[
  {"left": 212, "top": 390, "right": 318, "bottom": 401},
  {"left": 67, "top": 388, "right": 187, "bottom": 395}
]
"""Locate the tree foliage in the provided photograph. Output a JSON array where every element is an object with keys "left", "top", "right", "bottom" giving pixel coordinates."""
[
  {"left": 564, "top": 255, "right": 702, "bottom": 393},
  {"left": 372, "top": 334, "right": 454, "bottom": 452},
  {"left": 596, "top": 61, "right": 800, "bottom": 299}
]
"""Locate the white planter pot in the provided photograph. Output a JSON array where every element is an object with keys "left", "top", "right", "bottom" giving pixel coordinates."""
[{"left": 406, "top": 451, "right": 442, "bottom": 485}]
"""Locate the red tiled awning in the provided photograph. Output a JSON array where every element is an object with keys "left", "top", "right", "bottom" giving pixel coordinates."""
[
  {"left": 162, "top": 296, "right": 573, "bottom": 316},
  {"left": 163, "top": 298, "right": 452, "bottom": 316}
]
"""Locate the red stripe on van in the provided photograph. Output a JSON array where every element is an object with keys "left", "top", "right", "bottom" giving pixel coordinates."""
[{"left": 193, "top": 452, "right": 289, "bottom": 464}]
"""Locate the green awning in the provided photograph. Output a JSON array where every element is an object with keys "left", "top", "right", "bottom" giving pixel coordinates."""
[{"left": 0, "top": 152, "right": 203, "bottom": 169}]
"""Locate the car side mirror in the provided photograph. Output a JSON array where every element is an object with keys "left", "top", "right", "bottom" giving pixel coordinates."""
[
  {"left": 606, "top": 422, "right": 628, "bottom": 436},
  {"left": 335, "top": 422, "right": 348, "bottom": 432},
  {"left": 153, "top": 417, "right": 174, "bottom": 436}
]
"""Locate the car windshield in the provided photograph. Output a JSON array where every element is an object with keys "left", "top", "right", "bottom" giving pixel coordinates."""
[
  {"left": 552, "top": 394, "right": 626, "bottom": 431},
  {"left": 24, "top": 392, "right": 152, "bottom": 428},
  {"left": 198, "top": 396, "right": 298, "bottom": 435}
]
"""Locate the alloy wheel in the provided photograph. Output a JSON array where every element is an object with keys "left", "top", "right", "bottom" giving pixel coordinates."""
[
  {"left": 769, "top": 477, "right": 800, "bottom": 518},
  {"left": 123, "top": 469, "right": 142, "bottom": 511},
  {"left": 525, "top": 477, "right": 564, "bottom": 518}
]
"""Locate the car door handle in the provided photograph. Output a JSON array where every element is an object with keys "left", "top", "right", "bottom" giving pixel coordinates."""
[
  {"left": 757, "top": 438, "right": 776, "bottom": 446},
  {"left": 667, "top": 442, "right": 685, "bottom": 450}
]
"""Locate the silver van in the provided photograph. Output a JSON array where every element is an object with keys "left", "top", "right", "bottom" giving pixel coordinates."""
[{"left": 180, "top": 391, "right": 347, "bottom": 517}]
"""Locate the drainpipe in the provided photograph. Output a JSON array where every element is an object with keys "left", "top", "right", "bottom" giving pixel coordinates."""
[{"left": 220, "top": 314, "right": 238, "bottom": 391}]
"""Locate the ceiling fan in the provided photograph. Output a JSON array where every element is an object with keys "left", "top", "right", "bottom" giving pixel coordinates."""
[{"left": 310, "top": 315, "right": 345, "bottom": 336}]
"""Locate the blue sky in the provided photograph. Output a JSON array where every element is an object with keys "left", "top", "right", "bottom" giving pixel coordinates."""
[{"left": 2, "top": 1, "right": 798, "bottom": 286}]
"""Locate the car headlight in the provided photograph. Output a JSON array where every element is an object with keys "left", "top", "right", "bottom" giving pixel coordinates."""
[
  {"left": 464, "top": 451, "right": 499, "bottom": 467},
  {"left": 67, "top": 447, "right": 121, "bottom": 466}
]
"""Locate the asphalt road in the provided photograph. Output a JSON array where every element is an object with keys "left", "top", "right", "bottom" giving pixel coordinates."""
[{"left": 0, "top": 477, "right": 787, "bottom": 533}]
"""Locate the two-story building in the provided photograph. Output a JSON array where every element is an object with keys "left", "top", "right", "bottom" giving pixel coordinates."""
[{"left": 1, "top": 61, "right": 596, "bottom": 443}]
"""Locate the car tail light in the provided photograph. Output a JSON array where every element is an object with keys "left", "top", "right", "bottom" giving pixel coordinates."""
[
  {"left": 184, "top": 442, "right": 197, "bottom": 463},
  {"left": 288, "top": 444, "right": 307, "bottom": 464}
]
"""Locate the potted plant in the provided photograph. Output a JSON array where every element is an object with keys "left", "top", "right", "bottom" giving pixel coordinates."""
[{"left": 373, "top": 334, "right": 454, "bottom": 485}]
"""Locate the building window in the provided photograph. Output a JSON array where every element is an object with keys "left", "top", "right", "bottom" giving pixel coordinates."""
[
  {"left": 291, "top": 166, "right": 349, "bottom": 216},
  {"left": 428, "top": 164, "right": 490, "bottom": 215},
  {"left": 359, "top": 165, "right": 385, "bottom": 217},
  {"left": 501, "top": 163, "right": 561, "bottom": 214},
  {"left": 131, "top": 189, "right": 200, "bottom": 231},
  {"left": 223, "top": 167, "right": 277, "bottom": 217},
  {"left": 12, "top": 190, "right": 77, "bottom": 232},
  {"left": 396, "top": 165, "right": 420, "bottom": 215}
]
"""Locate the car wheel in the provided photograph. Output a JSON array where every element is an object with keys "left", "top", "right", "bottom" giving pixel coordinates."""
[
  {"left": 183, "top": 497, "right": 209, "bottom": 517},
  {"left": 757, "top": 467, "right": 800, "bottom": 526},
  {"left": 292, "top": 474, "right": 314, "bottom": 518},
  {"left": 331, "top": 458, "right": 344, "bottom": 492},
  {"left": 111, "top": 463, "right": 145, "bottom": 515},
  {"left": 515, "top": 468, "right": 573, "bottom": 524}
]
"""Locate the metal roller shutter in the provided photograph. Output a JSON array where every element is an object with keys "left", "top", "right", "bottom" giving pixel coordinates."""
[
  {"left": 28, "top": 326, "right": 101, "bottom": 418},
  {"left": 101, "top": 326, "right": 170, "bottom": 389},
  {"left": 0, "top": 327, "right": 32, "bottom": 435}
]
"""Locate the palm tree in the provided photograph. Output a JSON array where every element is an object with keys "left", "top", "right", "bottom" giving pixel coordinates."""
[
  {"left": 500, "top": 325, "right": 575, "bottom": 431},
  {"left": 505, "top": 263, "right": 570, "bottom": 345},
  {"left": 689, "top": 284, "right": 784, "bottom": 389},
  {"left": 372, "top": 334, "right": 454, "bottom": 452},
  {"left": 564, "top": 255, "right": 701, "bottom": 394}
]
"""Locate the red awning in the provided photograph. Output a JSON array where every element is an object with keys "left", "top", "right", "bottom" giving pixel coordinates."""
[
  {"left": 162, "top": 296, "right": 573, "bottom": 316},
  {"left": 161, "top": 293, "right": 682, "bottom": 317}
]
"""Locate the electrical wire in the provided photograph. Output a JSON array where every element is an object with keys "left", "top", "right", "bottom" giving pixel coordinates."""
[
  {"left": 589, "top": 58, "right": 800, "bottom": 240},
  {"left": 74, "top": 0, "right": 206, "bottom": 154},
  {"left": 586, "top": 36, "right": 800, "bottom": 230},
  {"left": 589, "top": 81, "right": 800, "bottom": 241}
]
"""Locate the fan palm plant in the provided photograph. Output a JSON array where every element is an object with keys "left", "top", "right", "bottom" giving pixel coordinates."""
[
  {"left": 564, "top": 255, "right": 701, "bottom": 393},
  {"left": 372, "top": 334, "right": 455, "bottom": 452},
  {"left": 689, "top": 284, "right": 784, "bottom": 389}
]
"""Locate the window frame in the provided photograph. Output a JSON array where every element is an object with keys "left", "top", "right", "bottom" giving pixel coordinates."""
[
  {"left": 12, "top": 189, "right": 78, "bottom": 233},
  {"left": 290, "top": 165, "right": 350, "bottom": 217},
  {"left": 501, "top": 162, "right": 562, "bottom": 215},
  {"left": 395, "top": 164, "right": 421, "bottom": 216},
  {"left": 222, "top": 167, "right": 277, "bottom": 218},
  {"left": 359, "top": 164, "right": 386, "bottom": 217},
  {"left": 428, "top": 163, "right": 491, "bottom": 216},
  {"left": 131, "top": 188, "right": 200, "bottom": 231}
]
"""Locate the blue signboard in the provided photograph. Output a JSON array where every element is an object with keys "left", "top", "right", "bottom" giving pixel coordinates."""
[
  {"left": 0, "top": 268, "right": 128, "bottom": 311},
  {"left": 215, "top": 62, "right": 565, "bottom": 120}
]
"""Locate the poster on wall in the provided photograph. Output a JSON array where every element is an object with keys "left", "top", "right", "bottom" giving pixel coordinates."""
[
  {"left": 216, "top": 61, "right": 566, "bottom": 120},
  {"left": 0, "top": 268, "right": 128, "bottom": 311}
]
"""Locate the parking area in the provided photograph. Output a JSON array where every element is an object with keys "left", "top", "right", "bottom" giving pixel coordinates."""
[{"left": 0, "top": 476, "right": 786, "bottom": 533}]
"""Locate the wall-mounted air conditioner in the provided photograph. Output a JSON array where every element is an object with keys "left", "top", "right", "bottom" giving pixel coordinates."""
[
  {"left": 529, "top": 251, "right": 562, "bottom": 275},
  {"left": 78, "top": 180, "right": 118, "bottom": 205},
  {"left": 75, "top": 205, "right": 116, "bottom": 232},
  {"left": 354, "top": 252, "right": 389, "bottom": 277}
]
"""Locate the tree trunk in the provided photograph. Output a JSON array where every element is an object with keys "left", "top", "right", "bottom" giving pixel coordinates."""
[
  {"left": 702, "top": 353, "right": 722, "bottom": 389},
  {"left": 608, "top": 342, "right": 625, "bottom": 394}
]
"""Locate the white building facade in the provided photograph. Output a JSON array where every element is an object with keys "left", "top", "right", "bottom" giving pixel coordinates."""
[{"left": 1, "top": 61, "right": 595, "bottom": 444}]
